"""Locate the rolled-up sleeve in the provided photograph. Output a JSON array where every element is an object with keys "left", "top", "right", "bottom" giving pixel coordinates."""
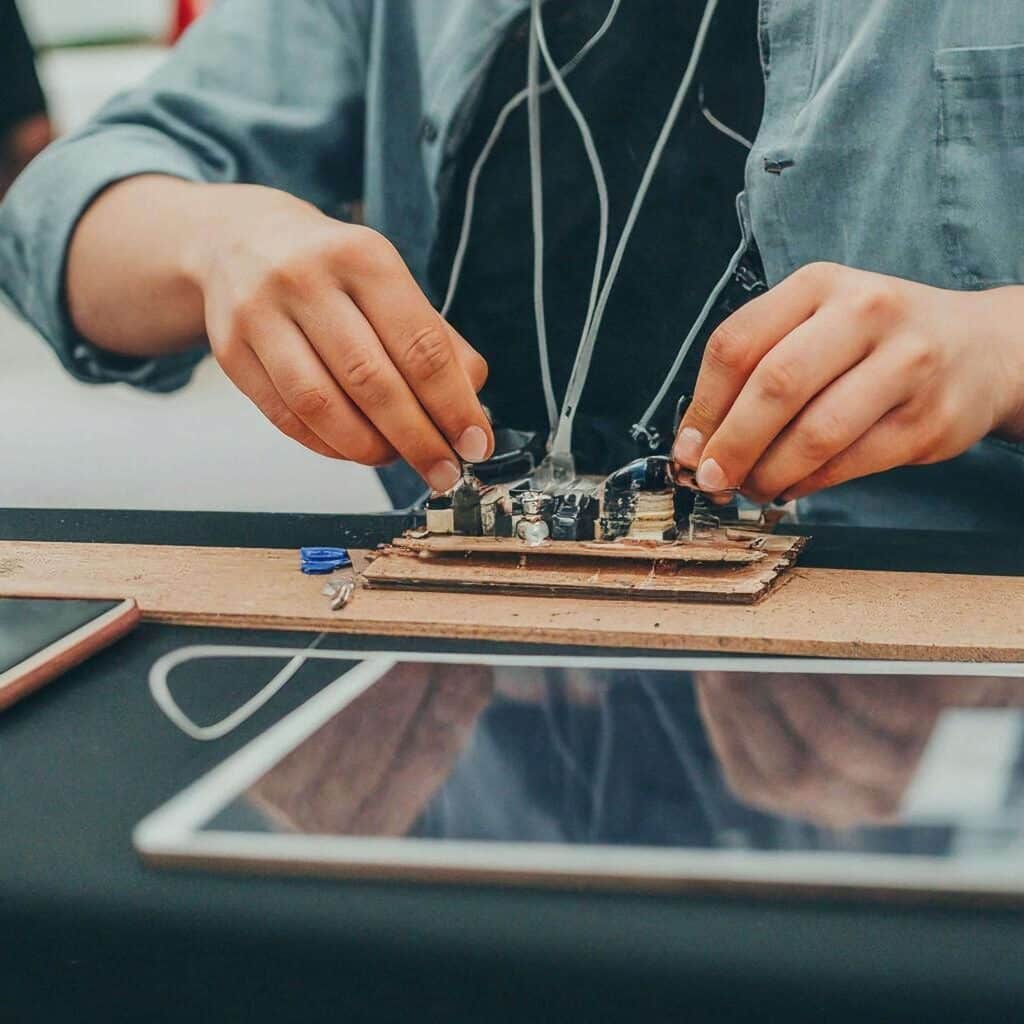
[{"left": 0, "top": 0, "right": 371, "bottom": 392}]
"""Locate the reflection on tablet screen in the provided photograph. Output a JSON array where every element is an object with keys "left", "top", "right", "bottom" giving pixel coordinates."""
[{"left": 201, "top": 662, "right": 1024, "bottom": 860}]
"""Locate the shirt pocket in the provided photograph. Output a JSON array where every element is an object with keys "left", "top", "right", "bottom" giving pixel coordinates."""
[{"left": 935, "top": 43, "right": 1024, "bottom": 288}]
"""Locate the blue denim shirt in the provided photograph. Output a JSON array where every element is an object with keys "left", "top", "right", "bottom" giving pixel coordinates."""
[{"left": 1, "top": 0, "right": 1022, "bottom": 526}]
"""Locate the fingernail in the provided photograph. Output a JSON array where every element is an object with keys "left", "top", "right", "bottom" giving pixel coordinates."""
[
  {"left": 426, "top": 460, "right": 461, "bottom": 493},
  {"left": 672, "top": 427, "right": 704, "bottom": 467},
  {"left": 696, "top": 458, "right": 729, "bottom": 493},
  {"left": 455, "top": 425, "right": 489, "bottom": 463}
]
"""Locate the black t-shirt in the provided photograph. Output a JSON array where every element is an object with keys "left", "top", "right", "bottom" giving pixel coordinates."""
[
  {"left": 0, "top": 0, "right": 47, "bottom": 137},
  {"left": 431, "top": 0, "right": 763, "bottom": 463}
]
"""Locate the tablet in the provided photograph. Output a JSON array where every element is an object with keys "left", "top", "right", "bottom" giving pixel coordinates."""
[
  {"left": 135, "top": 650, "right": 1024, "bottom": 902},
  {"left": 0, "top": 597, "right": 139, "bottom": 711}
]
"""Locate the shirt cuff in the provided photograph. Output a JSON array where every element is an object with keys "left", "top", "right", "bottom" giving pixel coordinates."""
[{"left": 0, "top": 124, "right": 211, "bottom": 392}]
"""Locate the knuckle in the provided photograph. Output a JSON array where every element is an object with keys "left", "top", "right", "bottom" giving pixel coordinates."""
[
  {"left": 756, "top": 355, "right": 801, "bottom": 404},
  {"left": 796, "top": 409, "right": 849, "bottom": 464},
  {"left": 403, "top": 323, "right": 454, "bottom": 381},
  {"left": 226, "top": 298, "right": 260, "bottom": 341},
  {"left": 704, "top": 323, "right": 749, "bottom": 375},
  {"left": 340, "top": 351, "right": 385, "bottom": 398},
  {"left": 850, "top": 282, "right": 905, "bottom": 325},
  {"left": 285, "top": 385, "right": 331, "bottom": 420},
  {"left": 685, "top": 394, "right": 719, "bottom": 429},
  {"left": 265, "top": 258, "right": 316, "bottom": 300},
  {"left": 794, "top": 260, "right": 840, "bottom": 291},
  {"left": 339, "top": 225, "right": 401, "bottom": 276},
  {"left": 900, "top": 337, "right": 939, "bottom": 378}
]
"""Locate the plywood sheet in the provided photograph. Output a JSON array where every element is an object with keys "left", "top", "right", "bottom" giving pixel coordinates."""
[
  {"left": 0, "top": 541, "right": 1023, "bottom": 661},
  {"left": 362, "top": 543, "right": 802, "bottom": 604},
  {"left": 388, "top": 534, "right": 795, "bottom": 564}
]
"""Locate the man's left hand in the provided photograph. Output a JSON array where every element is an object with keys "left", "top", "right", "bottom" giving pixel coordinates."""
[{"left": 672, "top": 262, "right": 1024, "bottom": 503}]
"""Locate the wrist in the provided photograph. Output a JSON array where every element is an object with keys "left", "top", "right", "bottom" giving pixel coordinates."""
[
  {"left": 985, "top": 286, "right": 1024, "bottom": 442},
  {"left": 177, "top": 181, "right": 240, "bottom": 291}
]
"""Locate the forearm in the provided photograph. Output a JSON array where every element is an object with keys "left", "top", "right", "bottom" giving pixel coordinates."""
[{"left": 66, "top": 175, "right": 213, "bottom": 358}]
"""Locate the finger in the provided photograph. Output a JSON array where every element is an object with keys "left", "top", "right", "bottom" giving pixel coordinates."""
[
  {"left": 449, "top": 323, "right": 489, "bottom": 393},
  {"left": 248, "top": 664, "right": 432, "bottom": 832},
  {"left": 780, "top": 405, "right": 920, "bottom": 501},
  {"left": 695, "top": 676, "right": 788, "bottom": 808},
  {"left": 246, "top": 313, "right": 398, "bottom": 467},
  {"left": 830, "top": 676, "right": 941, "bottom": 742},
  {"left": 673, "top": 263, "right": 828, "bottom": 471},
  {"left": 741, "top": 346, "right": 909, "bottom": 502},
  {"left": 696, "top": 680, "right": 886, "bottom": 825},
  {"left": 770, "top": 676, "right": 917, "bottom": 791},
  {"left": 697, "top": 306, "right": 875, "bottom": 497},
  {"left": 347, "top": 259, "right": 494, "bottom": 463},
  {"left": 696, "top": 677, "right": 807, "bottom": 783},
  {"left": 295, "top": 293, "right": 465, "bottom": 491},
  {"left": 218, "top": 343, "right": 346, "bottom": 460}
]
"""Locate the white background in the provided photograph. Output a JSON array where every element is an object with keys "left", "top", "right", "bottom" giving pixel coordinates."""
[{"left": 2, "top": 2, "right": 387, "bottom": 512}]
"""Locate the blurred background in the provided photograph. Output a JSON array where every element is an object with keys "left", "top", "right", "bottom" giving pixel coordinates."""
[{"left": 1, "top": 0, "right": 387, "bottom": 513}]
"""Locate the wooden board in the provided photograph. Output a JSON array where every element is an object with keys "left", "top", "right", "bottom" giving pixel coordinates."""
[
  {"left": 1, "top": 541, "right": 1023, "bottom": 661},
  {"left": 362, "top": 540, "right": 804, "bottom": 604}
]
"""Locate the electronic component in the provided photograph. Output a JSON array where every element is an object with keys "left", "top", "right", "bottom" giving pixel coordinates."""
[
  {"left": 515, "top": 491, "right": 554, "bottom": 546},
  {"left": 425, "top": 494, "right": 454, "bottom": 535},
  {"left": 598, "top": 457, "right": 677, "bottom": 542},
  {"left": 550, "top": 492, "right": 597, "bottom": 541},
  {"left": 452, "top": 464, "right": 484, "bottom": 536},
  {"left": 419, "top": 452, "right": 768, "bottom": 548}
]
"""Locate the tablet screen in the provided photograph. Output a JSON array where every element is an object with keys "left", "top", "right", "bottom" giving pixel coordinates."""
[
  {"left": 0, "top": 597, "right": 120, "bottom": 676},
  {"left": 198, "top": 660, "right": 1024, "bottom": 863}
]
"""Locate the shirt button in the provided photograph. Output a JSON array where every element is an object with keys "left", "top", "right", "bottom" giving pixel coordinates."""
[{"left": 420, "top": 116, "right": 439, "bottom": 144}]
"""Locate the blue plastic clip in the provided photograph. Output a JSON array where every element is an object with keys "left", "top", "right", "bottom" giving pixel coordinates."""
[{"left": 299, "top": 546, "right": 352, "bottom": 575}]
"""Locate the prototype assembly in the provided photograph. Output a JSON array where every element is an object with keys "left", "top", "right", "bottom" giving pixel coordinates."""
[{"left": 361, "top": 454, "right": 807, "bottom": 606}]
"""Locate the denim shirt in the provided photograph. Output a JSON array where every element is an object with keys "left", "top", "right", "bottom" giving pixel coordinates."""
[{"left": 1, "top": 0, "right": 1022, "bottom": 526}]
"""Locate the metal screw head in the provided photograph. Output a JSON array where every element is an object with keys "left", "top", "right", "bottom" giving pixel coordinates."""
[{"left": 519, "top": 491, "right": 553, "bottom": 518}]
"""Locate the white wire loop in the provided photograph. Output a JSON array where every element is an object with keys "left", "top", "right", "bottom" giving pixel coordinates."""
[{"left": 149, "top": 632, "right": 326, "bottom": 741}]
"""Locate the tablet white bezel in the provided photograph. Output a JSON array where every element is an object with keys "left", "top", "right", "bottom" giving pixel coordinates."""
[{"left": 134, "top": 651, "right": 1024, "bottom": 899}]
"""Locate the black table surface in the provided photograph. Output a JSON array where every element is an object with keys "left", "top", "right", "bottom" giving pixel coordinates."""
[{"left": 3, "top": 508, "right": 1024, "bottom": 1024}]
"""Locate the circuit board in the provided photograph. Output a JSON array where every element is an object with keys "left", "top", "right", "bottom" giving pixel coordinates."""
[{"left": 366, "top": 457, "right": 807, "bottom": 605}]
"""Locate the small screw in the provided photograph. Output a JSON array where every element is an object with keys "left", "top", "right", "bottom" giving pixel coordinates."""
[{"left": 321, "top": 579, "right": 355, "bottom": 611}]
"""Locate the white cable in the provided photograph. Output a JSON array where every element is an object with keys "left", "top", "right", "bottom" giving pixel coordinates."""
[
  {"left": 698, "top": 84, "right": 753, "bottom": 150},
  {"left": 534, "top": 0, "right": 613, "bottom": 420},
  {"left": 633, "top": 226, "right": 748, "bottom": 437},
  {"left": 441, "top": 1, "right": 622, "bottom": 321},
  {"left": 150, "top": 631, "right": 326, "bottom": 741},
  {"left": 526, "top": 5, "right": 559, "bottom": 432},
  {"left": 550, "top": 0, "right": 720, "bottom": 456}
]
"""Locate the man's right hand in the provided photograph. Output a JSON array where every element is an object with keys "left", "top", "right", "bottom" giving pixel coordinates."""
[{"left": 185, "top": 185, "right": 492, "bottom": 490}]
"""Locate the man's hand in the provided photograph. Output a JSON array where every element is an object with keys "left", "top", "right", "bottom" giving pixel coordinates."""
[
  {"left": 672, "top": 262, "right": 1024, "bottom": 503},
  {"left": 695, "top": 672, "right": 941, "bottom": 827},
  {"left": 188, "top": 185, "right": 492, "bottom": 491},
  {"left": 247, "top": 662, "right": 494, "bottom": 835}
]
